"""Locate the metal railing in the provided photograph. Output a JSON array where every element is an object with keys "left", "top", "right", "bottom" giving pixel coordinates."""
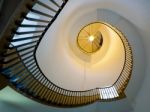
[{"left": 0, "top": 0, "right": 133, "bottom": 107}]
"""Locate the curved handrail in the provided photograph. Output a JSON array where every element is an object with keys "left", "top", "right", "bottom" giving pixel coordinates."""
[{"left": 0, "top": 0, "right": 133, "bottom": 107}]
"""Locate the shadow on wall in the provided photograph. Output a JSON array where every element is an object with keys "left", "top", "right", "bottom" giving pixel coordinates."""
[{"left": 97, "top": 9, "right": 146, "bottom": 102}]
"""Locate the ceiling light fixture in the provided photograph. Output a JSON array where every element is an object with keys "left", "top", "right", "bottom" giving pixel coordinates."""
[{"left": 77, "top": 22, "right": 103, "bottom": 54}]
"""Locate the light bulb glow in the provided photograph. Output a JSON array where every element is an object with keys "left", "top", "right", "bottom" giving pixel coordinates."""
[{"left": 88, "top": 35, "right": 95, "bottom": 42}]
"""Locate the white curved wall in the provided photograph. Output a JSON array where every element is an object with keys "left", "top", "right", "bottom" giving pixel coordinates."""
[
  {"left": 36, "top": 0, "right": 147, "bottom": 110},
  {"left": 36, "top": 2, "right": 126, "bottom": 91}
]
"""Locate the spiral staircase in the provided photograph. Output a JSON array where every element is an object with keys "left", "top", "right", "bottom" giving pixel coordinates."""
[
  {"left": 0, "top": 0, "right": 132, "bottom": 107},
  {"left": 1, "top": 0, "right": 149, "bottom": 111}
]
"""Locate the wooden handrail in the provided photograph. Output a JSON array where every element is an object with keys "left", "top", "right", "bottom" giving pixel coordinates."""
[{"left": 0, "top": 0, "right": 133, "bottom": 107}]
